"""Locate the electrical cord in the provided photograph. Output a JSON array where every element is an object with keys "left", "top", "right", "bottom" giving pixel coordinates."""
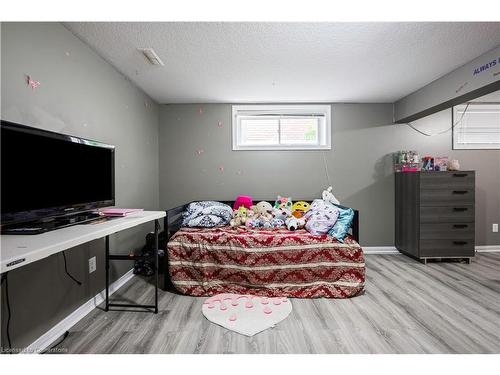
[
  {"left": 61, "top": 251, "right": 82, "bottom": 286},
  {"left": 0, "top": 254, "right": 80, "bottom": 354},
  {"left": 1, "top": 272, "right": 12, "bottom": 353},
  {"left": 406, "top": 103, "right": 470, "bottom": 136},
  {"left": 322, "top": 150, "right": 332, "bottom": 187}
]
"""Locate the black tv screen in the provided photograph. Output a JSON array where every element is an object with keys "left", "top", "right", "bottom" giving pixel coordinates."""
[{"left": 1, "top": 121, "right": 115, "bottom": 224}]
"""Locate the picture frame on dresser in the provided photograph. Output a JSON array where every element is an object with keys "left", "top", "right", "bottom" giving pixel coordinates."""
[{"left": 395, "top": 171, "right": 475, "bottom": 264}]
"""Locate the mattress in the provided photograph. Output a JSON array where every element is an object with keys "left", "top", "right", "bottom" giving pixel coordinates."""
[{"left": 167, "top": 226, "right": 365, "bottom": 298}]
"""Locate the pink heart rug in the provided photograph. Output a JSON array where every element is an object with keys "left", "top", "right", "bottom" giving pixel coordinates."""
[{"left": 202, "top": 293, "right": 293, "bottom": 336}]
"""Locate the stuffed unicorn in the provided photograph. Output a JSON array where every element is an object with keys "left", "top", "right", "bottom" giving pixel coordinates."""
[{"left": 322, "top": 186, "right": 340, "bottom": 205}]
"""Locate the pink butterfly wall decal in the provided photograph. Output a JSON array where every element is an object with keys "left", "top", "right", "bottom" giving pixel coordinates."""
[{"left": 26, "top": 75, "right": 41, "bottom": 89}]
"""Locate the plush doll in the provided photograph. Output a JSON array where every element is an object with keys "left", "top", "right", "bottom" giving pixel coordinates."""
[
  {"left": 291, "top": 201, "right": 310, "bottom": 218},
  {"left": 230, "top": 206, "right": 251, "bottom": 227},
  {"left": 286, "top": 216, "right": 306, "bottom": 231},
  {"left": 246, "top": 201, "right": 274, "bottom": 228},
  {"left": 322, "top": 186, "right": 340, "bottom": 205},
  {"left": 252, "top": 201, "right": 274, "bottom": 221},
  {"left": 274, "top": 196, "right": 293, "bottom": 210},
  {"left": 270, "top": 218, "right": 285, "bottom": 228},
  {"left": 245, "top": 217, "right": 260, "bottom": 228},
  {"left": 447, "top": 159, "right": 460, "bottom": 171},
  {"left": 262, "top": 220, "right": 272, "bottom": 229},
  {"left": 233, "top": 195, "right": 253, "bottom": 210},
  {"left": 272, "top": 207, "right": 291, "bottom": 222}
]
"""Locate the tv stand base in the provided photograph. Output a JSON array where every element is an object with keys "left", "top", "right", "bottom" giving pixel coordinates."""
[{"left": 1, "top": 212, "right": 104, "bottom": 235}]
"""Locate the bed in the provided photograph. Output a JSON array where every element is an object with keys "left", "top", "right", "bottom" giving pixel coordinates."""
[{"left": 160, "top": 201, "right": 364, "bottom": 298}]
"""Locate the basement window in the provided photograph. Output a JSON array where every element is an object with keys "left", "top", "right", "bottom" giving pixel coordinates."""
[
  {"left": 232, "top": 105, "right": 331, "bottom": 150},
  {"left": 453, "top": 102, "right": 500, "bottom": 150}
]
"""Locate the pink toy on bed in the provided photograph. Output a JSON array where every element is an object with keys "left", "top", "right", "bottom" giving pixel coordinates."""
[{"left": 233, "top": 195, "right": 253, "bottom": 210}]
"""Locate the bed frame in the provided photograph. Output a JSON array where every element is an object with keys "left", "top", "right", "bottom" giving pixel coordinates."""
[{"left": 159, "top": 200, "right": 359, "bottom": 290}]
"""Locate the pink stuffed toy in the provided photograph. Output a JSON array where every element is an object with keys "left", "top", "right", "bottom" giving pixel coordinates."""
[{"left": 233, "top": 195, "right": 253, "bottom": 210}]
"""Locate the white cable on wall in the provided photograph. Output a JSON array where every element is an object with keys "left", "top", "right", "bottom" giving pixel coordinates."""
[
  {"left": 405, "top": 103, "right": 470, "bottom": 137},
  {"left": 322, "top": 151, "right": 331, "bottom": 187}
]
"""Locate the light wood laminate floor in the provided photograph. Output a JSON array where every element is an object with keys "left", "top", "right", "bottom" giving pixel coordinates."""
[{"left": 59, "top": 253, "right": 500, "bottom": 354}]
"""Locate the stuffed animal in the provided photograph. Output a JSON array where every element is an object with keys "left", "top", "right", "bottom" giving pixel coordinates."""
[
  {"left": 252, "top": 201, "right": 274, "bottom": 221},
  {"left": 270, "top": 218, "right": 285, "bottom": 228},
  {"left": 245, "top": 217, "right": 260, "bottom": 228},
  {"left": 246, "top": 217, "right": 278, "bottom": 229},
  {"left": 229, "top": 206, "right": 249, "bottom": 227},
  {"left": 447, "top": 159, "right": 460, "bottom": 171},
  {"left": 286, "top": 216, "right": 306, "bottom": 231},
  {"left": 233, "top": 195, "right": 253, "bottom": 210},
  {"left": 291, "top": 201, "right": 310, "bottom": 218},
  {"left": 274, "top": 196, "right": 293, "bottom": 210},
  {"left": 230, "top": 206, "right": 252, "bottom": 227},
  {"left": 322, "top": 186, "right": 340, "bottom": 205},
  {"left": 262, "top": 220, "right": 272, "bottom": 229},
  {"left": 272, "top": 207, "right": 291, "bottom": 222}
]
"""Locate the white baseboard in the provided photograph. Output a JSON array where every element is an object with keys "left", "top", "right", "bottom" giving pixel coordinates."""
[
  {"left": 363, "top": 247, "right": 399, "bottom": 254},
  {"left": 23, "top": 269, "right": 135, "bottom": 354},
  {"left": 475, "top": 245, "right": 500, "bottom": 253}
]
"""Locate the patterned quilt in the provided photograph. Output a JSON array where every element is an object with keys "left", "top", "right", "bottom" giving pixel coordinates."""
[{"left": 167, "top": 227, "right": 365, "bottom": 298}]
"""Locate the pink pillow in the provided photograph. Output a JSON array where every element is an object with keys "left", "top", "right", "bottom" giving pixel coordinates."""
[{"left": 233, "top": 195, "right": 253, "bottom": 210}]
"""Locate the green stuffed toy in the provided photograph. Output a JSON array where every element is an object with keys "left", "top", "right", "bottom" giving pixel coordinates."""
[{"left": 274, "top": 196, "right": 293, "bottom": 210}]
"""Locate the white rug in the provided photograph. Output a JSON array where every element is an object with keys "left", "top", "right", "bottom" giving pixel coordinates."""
[{"left": 202, "top": 293, "right": 293, "bottom": 336}]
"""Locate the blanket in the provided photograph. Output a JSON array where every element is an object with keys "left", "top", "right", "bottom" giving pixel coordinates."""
[
  {"left": 167, "top": 226, "right": 365, "bottom": 298},
  {"left": 181, "top": 201, "right": 233, "bottom": 228}
]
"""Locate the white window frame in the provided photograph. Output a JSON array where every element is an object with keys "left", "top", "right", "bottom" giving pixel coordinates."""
[
  {"left": 232, "top": 104, "right": 332, "bottom": 151},
  {"left": 452, "top": 102, "right": 500, "bottom": 150}
]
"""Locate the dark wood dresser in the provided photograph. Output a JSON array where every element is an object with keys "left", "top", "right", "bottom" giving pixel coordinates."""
[{"left": 395, "top": 171, "right": 475, "bottom": 263}]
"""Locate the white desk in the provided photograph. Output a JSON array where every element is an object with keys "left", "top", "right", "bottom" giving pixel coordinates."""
[{"left": 0, "top": 211, "right": 166, "bottom": 273}]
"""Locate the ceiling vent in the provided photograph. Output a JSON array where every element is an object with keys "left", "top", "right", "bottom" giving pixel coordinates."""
[{"left": 137, "top": 48, "right": 164, "bottom": 66}]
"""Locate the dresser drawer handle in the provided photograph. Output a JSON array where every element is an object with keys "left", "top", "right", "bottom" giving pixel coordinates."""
[
  {"left": 453, "top": 241, "right": 468, "bottom": 245},
  {"left": 452, "top": 173, "right": 468, "bottom": 177},
  {"left": 452, "top": 190, "right": 468, "bottom": 195},
  {"left": 453, "top": 224, "right": 468, "bottom": 229},
  {"left": 453, "top": 207, "right": 468, "bottom": 212}
]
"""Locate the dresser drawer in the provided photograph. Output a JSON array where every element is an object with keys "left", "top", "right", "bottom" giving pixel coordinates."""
[
  {"left": 420, "top": 188, "right": 474, "bottom": 206},
  {"left": 420, "top": 171, "right": 474, "bottom": 189},
  {"left": 420, "top": 223, "right": 474, "bottom": 240},
  {"left": 420, "top": 206, "right": 474, "bottom": 223},
  {"left": 420, "top": 239, "right": 474, "bottom": 258}
]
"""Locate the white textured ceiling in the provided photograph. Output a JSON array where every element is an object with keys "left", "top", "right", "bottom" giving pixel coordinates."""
[{"left": 64, "top": 22, "right": 500, "bottom": 104}]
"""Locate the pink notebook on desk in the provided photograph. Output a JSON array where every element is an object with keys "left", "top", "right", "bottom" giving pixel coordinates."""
[{"left": 99, "top": 208, "right": 144, "bottom": 217}]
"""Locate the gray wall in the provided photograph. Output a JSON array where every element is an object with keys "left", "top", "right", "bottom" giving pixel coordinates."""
[
  {"left": 159, "top": 104, "right": 500, "bottom": 247},
  {"left": 1, "top": 23, "right": 160, "bottom": 349}
]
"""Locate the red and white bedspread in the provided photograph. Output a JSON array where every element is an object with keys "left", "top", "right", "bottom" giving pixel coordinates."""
[{"left": 167, "top": 226, "right": 365, "bottom": 298}]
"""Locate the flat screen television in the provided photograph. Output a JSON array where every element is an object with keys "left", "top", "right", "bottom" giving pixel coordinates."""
[{"left": 1, "top": 120, "right": 115, "bottom": 231}]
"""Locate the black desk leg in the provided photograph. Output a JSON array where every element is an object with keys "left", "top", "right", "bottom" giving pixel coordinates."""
[
  {"left": 104, "top": 220, "right": 159, "bottom": 314},
  {"left": 154, "top": 219, "right": 159, "bottom": 314},
  {"left": 105, "top": 235, "right": 110, "bottom": 312}
]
